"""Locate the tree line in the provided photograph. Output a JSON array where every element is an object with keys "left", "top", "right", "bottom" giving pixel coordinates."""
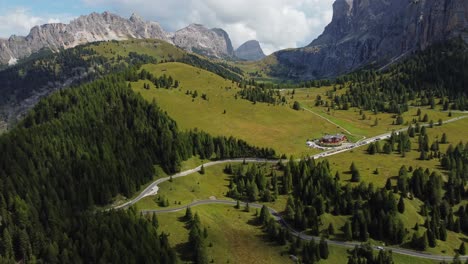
[
  {"left": 222, "top": 149, "right": 467, "bottom": 251},
  {"left": 334, "top": 39, "right": 468, "bottom": 113},
  {"left": 0, "top": 69, "right": 274, "bottom": 262}
]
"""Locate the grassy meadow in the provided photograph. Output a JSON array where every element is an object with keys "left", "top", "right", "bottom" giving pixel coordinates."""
[
  {"left": 155, "top": 204, "right": 291, "bottom": 264},
  {"left": 131, "top": 62, "right": 341, "bottom": 156},
  {"left": 89, "top": 39, "right": 186, "bottom": 61},
  {"left": 154, "top": 203, "right": 438, "bottom": 264}
]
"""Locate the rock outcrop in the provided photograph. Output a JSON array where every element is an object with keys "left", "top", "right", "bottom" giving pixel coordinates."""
[
  {"left": 235, "top": 40, "right": 266, "bottom": 61},
  {"left": 172, "top": 24, "right": 235, "bottom": 58},
  {"left": 0, "top": 12, "right": 236, "bottom": 64},
  {"left": 272, "top": 0, "right": 468, "bottom": 80}
]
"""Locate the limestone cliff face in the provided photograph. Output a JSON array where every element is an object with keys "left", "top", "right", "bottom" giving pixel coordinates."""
[
  {"left": 273, "top": 0, "right": 468, "bottom": 80},
  {"left": 172, "top": 24, "right": 235, "bottom": 58},
  {"left": 235, "top": 40, "right": 266, "bottom": 61},
  {"left": 0, "top": 12, "right": 236, "bottom": 64}
]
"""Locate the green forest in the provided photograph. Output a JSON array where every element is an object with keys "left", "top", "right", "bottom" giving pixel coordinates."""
[{"left": 0, "top": 70, "right": 273, "bottom": 262}]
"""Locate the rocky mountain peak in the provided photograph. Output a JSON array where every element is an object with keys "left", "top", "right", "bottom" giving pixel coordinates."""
[
  {"left": 0, "top": 12, "right": 237, "bottom": 65},
  {"left": 274, "top": 0, "right": 468, "bottom": 80},
  {"left": 235, "top": 40, "right": 265, "bottom": 61},
  {"left": 129, "top": 13, "right": 144, "bottom": 23},
  {"left": 172, "top": 24, "right": 235, "bottom": 58}
]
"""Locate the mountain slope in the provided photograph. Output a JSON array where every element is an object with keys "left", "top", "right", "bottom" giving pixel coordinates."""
[
  {"left": 235, "top": 40, "right": 266, "bottom": 61},
  {"left": 0, "top": 39, "right": 243, "bottom": 126},
  {"left": 0, "top": 68, "right": 272, "bottom": 262},
  {"left": 0, "top": 12, "right": 235, "bottom": 65},
  {"left": 270, "top": 0, "right": 468, "bottom": 80},
  {"left": 172, "top": 24, "right": 235, "bottom": 58}
]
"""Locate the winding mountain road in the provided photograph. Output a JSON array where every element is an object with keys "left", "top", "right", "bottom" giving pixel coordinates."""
[
  {"left": 113, "top": 114, "right": 468, "bottom": 261},
  {"left": 143, "top": 199, "right": 467, "bottom": 262}
]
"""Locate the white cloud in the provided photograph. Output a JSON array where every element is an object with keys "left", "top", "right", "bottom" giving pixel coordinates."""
[
  {"left": 0, "top": 8, "right": 73, "bottom": 38},
  {"left": 82, "top": 0, "right": 335, "bottom": 54}
]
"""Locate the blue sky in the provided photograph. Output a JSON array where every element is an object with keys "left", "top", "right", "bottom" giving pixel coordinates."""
[{"left": 0, "top": 0, "right": 335, "bottom": 54}]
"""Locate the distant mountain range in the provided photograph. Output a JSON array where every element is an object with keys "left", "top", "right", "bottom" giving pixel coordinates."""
[
  {"left": 0, "top": 11, "right": 266, "bottom": 65},
  {"left": 0, "top": 0, "right": 466, "bottom": 78},
  {"left": 270, "top": 0, "right": 468, "bottom": 79}
]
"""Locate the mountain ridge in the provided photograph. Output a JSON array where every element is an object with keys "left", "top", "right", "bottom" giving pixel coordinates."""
[
  {"left": 0, "top": 11, "right": 236, "bottom": 65},
  {"left": 270, "top": 0, "right": 468, "bottom": 80}
]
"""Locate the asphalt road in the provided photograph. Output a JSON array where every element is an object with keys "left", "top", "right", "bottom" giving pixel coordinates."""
[
  {"left": 115, "top": 115, "right": 468, "bottom": 210},
  {"left": 113, "top": 115, "right": 468, "bottom": 261},
  {"left": 143, "top": 199, "right": 468, "bottom": 262}
]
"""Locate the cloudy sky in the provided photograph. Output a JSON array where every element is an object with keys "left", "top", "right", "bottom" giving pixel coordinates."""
[{"left": 0, "top": 0, "right": 335, "bottom": 54}]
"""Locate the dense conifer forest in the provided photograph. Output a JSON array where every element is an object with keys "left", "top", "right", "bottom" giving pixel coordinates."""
[
  {"left": 328, "top": 39, "right": 468, "bottom": 113},
  {"left": 224, "top": 146, "right": 468, "bottom": 251},
  {"left": 0, "top": 69, "right": 274, "bottom": 262}
]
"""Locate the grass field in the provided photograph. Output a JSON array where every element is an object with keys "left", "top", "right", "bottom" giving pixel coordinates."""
[
  {"left": 135, "top": 157, "right": 467, "bottom": 258},
  {"left": 155, "top": 204, "right": 291, "bottom": 264},
  {"left": 89, "top": 39, "right": 186, "bottom": 61},
  {"left": 322, "top": 116, "right": 468, "bottom": 256},
  {"left": 154, "top": 204, "right": 439, "bottom": 264},
  {"left": 291, "top": 88, "right": 465, "bottom": 138},
  {"left": 131, "top": 62, "right": 342, "bottom": 156},
  {"left": 136, "top": 162, "right": 288, "bottom": 212},
  {"left": 324, "top": 116, "right": 468, "bottom": 187}
]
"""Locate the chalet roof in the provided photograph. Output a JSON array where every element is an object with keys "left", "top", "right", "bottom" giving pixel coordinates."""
[{"left": 322, "top": 134, "right": 345, "bottom": 140}]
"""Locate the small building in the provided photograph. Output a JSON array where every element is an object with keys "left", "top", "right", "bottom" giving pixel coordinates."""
[{"left": 319, "top": 134, "right": 347, "bottom": 147}]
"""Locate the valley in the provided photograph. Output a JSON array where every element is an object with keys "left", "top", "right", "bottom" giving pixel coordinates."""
[{"left": 0, "top": 1, "right": 467, "bottom": 263}]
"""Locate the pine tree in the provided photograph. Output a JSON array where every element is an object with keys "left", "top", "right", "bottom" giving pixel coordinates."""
[
  {"left": 459, "top": 242, "right": 466, "bottom": 255},
  {"left": 151, "top": 213, "right": 159, "bottom": 229},
  {"left": 344, "top": 222, "right": 352, "bottom": 241},
  {"left": 421, "top": 231, "right": 429, "bottom": 251},
  {"left": 398, "top": 196, "right": 405, "bottom": 213},
  {"left": 259, "top": 205, "right": 271, "bottom": 225},
  {"left": 328, "top": 223, "right": 335, "bottom": 236},
  {"left": 185, "top": 207, "right": 193, "bottom": 221},
  {"left": 1, "top": 229, "right": 13, "bottom": 259},
  {"left": 441, "top": 133, "right": 448, "bottom": 144},
  {"left": 439, "top": 224, "right": 447, "bottom": 241},
  {"left": 319, "top": 237, "right": 329, "bottom": 259},
  {"left": 351, "top": 169, "right": 361, "bottom": 182}
]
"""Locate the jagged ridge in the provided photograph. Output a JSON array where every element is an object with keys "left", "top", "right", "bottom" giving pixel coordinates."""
[
  {"left": 271, "top": 0, "right": 468, "bottom": 80},
  {"left": 0, "top": 12, "right": 236, "bottom": 65}
]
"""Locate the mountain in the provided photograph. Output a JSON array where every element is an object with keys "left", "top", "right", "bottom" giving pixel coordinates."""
[
  {"left": 172, "top": 24, "right": 235, "bottom": 58},
  {"left": 235, "top": 40, "right": 266, "bottom": 61},
  {"left": 271, "top": 0, "right": 468, "bottom": 80},
  {"left": 0, "top": 12, "right": 235, "bottom": 65}
]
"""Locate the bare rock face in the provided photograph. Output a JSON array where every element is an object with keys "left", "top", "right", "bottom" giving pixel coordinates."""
[
  {"left": 235, "top": 40, "right": 266, "bottom": 61},
  {"left": 172, "top": 24, "right": 235, "bottom": 58},
  {"left": 0, "top": 12, "right": 236, "bottom": 64},
  {"left": 273, "top": 0, "right": 468, "bottom": 80}
]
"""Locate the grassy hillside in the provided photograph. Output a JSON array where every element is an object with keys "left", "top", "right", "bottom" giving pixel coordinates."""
[
  {"left": 154, "top": 204, "right": 438, "bottom": 264},
  {"left": 135, "top": 114, "right": 468, "bottom": 258},
  {"left": 155, "top": 204, "right": 291, "bottom": 264},
  {"left": 89, "top": 39, "right": 186, "bottom": 61},
  {"left": 131, "top": 62, "right": 341, "bottom": 156},
  {"left": 290, "top": 87, "right": 465, "bottom": 138},
  {"left": 325, "top": 116, "right": 468, "bottom": 187}
]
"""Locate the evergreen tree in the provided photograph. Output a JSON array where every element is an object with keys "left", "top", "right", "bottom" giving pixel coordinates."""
[
  {"left": 344, "top": 222, "right": 353, "bottom": 241},
  {"left": 328, "top": 223, "right": 335, "bottom": 236},
  {"left": 460, "top": 242, "right": 466, "bottom": 255},
  {"left": 441, "top": 133, "right": 448, "bottom": 144},
  {"left": 398, "top": 196, "right": 405, "bottom": 213},
  {"left": 319, "top": 237, "right": 329, "bottom": 259},
  {"left": 185, "top": 207, "right": 193, "bottom": 221}
]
